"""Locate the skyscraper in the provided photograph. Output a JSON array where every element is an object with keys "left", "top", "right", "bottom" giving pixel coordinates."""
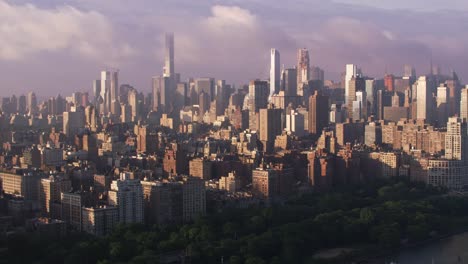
[
  {"left": 248, "top": 80, "right": 269, "bottom": 112},
  {"left": 309, "top": 91, "right": 329, "bottom": 136},
  {"left": 345, "top": 64, "right": 357, "bottom": 106},
  {"left": 297, "top": 48, "right": 310, "bottom": 96},
  {"left": 347, "top": 76, "right": 365, "bottom": 118},
  {"left": 460, "top": 86, "right": 468, "bottom": 121},
  {"left": 270, "top": 49, "right": 280, "bottom": 97},
  {"left": 163, "top": 33, "right": 175, "bottom": 78},
  {"left": 100, "top": 70, "right": 119, "bottom": 115},
  {"left": 259, "top": 104, "right": 282, "bottom": 153},
  {"left": 415, "top": 76, "right": 435, "bottom": 123},
  {"left": 152, "top": 76, "right": 171, "bottom": 113},
  {"left": 436, "top": 84, "right": 448, "bottom": 127},
  {"left": 282, "top": 68, "right": 297, "bottom": 97}
]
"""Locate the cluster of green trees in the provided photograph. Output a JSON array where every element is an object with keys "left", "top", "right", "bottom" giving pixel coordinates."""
[{"left": 3, "top": 179, "right": 468, "bottom": 264}]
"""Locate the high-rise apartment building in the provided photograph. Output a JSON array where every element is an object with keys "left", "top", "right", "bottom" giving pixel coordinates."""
[
  {"left": 39, "top": 175, "right": 71, "bottom": 218},
  {"left": 108, "top": 173, "right": 144, "bottom": 224},
  {"left": 445, "top": 117, "right": 468, "bottom": 162},
  {"left": 82, "top": 206, "right": 118, "bottom": 236}
]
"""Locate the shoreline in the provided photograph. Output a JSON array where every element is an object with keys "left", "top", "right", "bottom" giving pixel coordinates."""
[{"left": 356, "top": 227, "right": 468, "bottom": 263}]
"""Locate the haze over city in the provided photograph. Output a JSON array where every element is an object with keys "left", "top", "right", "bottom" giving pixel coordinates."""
[
  {"left": 3, "top": 1, "right": 468, "bottom": 264},
  {"left": 1, "top": 0, "right": 468, "bottom": 95}
]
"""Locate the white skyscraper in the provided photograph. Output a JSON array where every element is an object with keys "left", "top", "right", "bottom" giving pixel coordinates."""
[
  {"left": 164, "top": 32, "right": 175, "bottom": 78},
  {"left": 416, "top": 76, "right": 434, "bottom": 123},
  {"left": 345, "top": 64, "right": 357, "bottom": 106},
  {"left": 270, "top": 49, "right": 280, "bottom": 97},
  {"left": 100, "top": 70, "right": 119, "bottom": 115}
]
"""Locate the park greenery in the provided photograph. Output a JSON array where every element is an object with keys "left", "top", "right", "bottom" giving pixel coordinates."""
[{"left": 3, "top": 179, "right": 468, "bottom": 264}]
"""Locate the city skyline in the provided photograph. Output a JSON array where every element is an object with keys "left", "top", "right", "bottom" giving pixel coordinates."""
[{"left": 1, "top": 0, "right": 468, "bottom": 95}]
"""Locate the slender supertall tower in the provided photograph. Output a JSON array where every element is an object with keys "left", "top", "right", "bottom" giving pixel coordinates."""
[
  {"left": 297, "top": 48, "right": 310, "bottom": 96},
  {"left": 164, "top": 33, "right": 175, "bottom": 78},
  {"left": 270, "top": 49, "right": 280, "bottom": 97}
]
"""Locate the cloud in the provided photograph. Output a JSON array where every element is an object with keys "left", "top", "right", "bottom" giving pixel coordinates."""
[
  {"left": 1, "top": 0, "right": 468, "bottom": 96},
  {"left": 0, "top": 0, "right": 134, "bottom": 62}
]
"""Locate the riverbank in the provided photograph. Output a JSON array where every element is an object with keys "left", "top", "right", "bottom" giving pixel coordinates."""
[{"left": 357, "top": 227, "right": 468, "bottom": 264}]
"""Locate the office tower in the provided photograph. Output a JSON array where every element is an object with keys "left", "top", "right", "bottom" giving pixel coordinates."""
[
  {"left": 436, "top": 84, "right": 449, "bottom": 127},
  {"left": 365, "top": 122, "right": 382, "bottom": 146},
  {"left": 309, "top": 91, "right": 329, "bottom": 135},
  {"left": 347, "top": 76, "right": 365, "bottom": 117},
  {"left": 282, "top": 68, "right": 297, "bottom": 97},
  {"left": 460, "top": 86, "right": 468, "bottom": 121},
  {"left": 353, "top": 90, "right": 366, "bottom": 121},
  {"left": 198, "top": 91, "right": 210, "bottom": 115},
  {"left": 152, "top": 76, "right": 171, "bottom": 112},
  {"left": 330, "top": 104, "right": 344, "bottom": 124},
  {"left": 248, "top": 80, "right": 269, "bottom": 112},
  {"left": 93, "top": 80, "right": 101, "bottom": 102},
  {"left": 108, "top": 173, "right": 144, "bottom": 224},
  {"left": 100, "top": 70, "right": 119, "bottom": 115},
  {"left": 176, "top": 82, "right": 189, "bottom": 107},
  {"left": 415, "top": 76, "right": 435, "bottom": 123},
  {"left": 63, "top": 106, "right": 85, "bottom": 136},
  {"left": 446, "top": 75, "right": 461, "bottom": 118},
  {"left": 404, "top": 64, "right": 416, "bottom": 78},
  {"left": 84, "top": 105, "right": 97, "bottom": 131},
  {"left": 270, "top": 49, "right": 281, "bottom": 96},
  {"left": 297, "top": 48, "right": 310, "bottom": 96},
  {"left": 259, "top": 104, "right": 282, "bottom": 152},
  {"left": 195, "top": 78, "right": 215, "bottom": 101},
  {"left": 120, "top": 103, "right": 132, "bottom": 123},
  {"left": 18, "top": 95, "right": 26, "bottom": 114},
  {"left": 310, "top": 66, "right": 325, "bottom": 82},
  {"left": 128, "top": 88, "right": 139, "bottom": 122},
  {"left": 445, "top": 117, "right": 468, "bottom": 161},
  {"left": 39, "top": 176, "right": 71, "bottom": 218},
  {"left": 384, "top": 74, "right": 395, "bottom": 92},
  {"left": 345, "top": 64, "right": 358, "bottom": 106},
  {"left": 285, "top": 109, "right": 306, "bottom": 137},
  {"left": 27, "top": 91, "right": 38, "bottom": 115},
  {"left": 163, "top": 32, "right": 175, "bottom": 78},
  {"left": 365, "top": 79, "right": 376, "bottom": 115}
]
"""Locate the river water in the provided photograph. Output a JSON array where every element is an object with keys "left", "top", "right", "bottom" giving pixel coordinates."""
[{"left": 383, "top": 232, "right": 468, "bottom": 264}]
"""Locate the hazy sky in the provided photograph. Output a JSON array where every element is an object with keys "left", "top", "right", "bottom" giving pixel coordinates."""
[{"left": 1, "top": 0, "right": 468, "bottom": 97}]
